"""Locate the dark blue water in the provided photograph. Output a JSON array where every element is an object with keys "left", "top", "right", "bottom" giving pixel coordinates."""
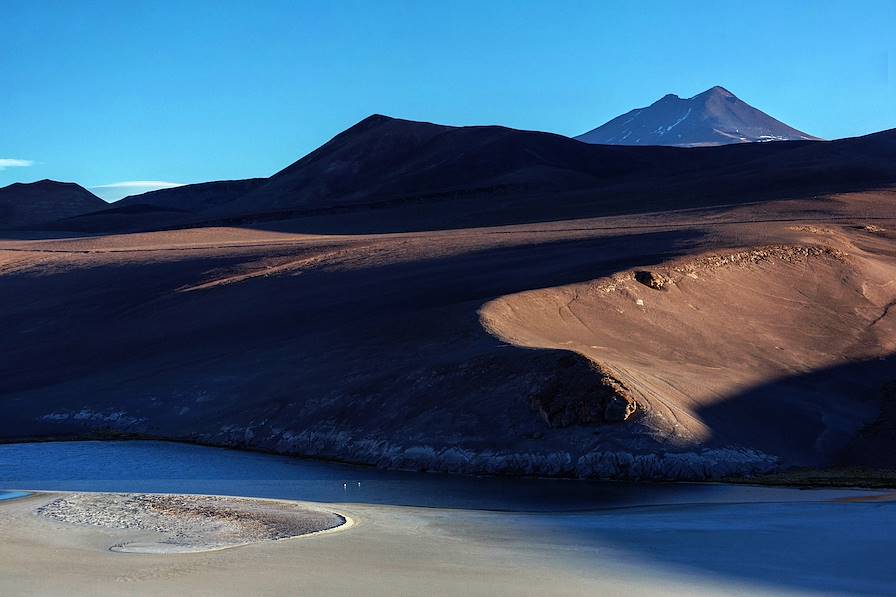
[{"left": 0, "top": 440, "right": 870, "bottom": 511}]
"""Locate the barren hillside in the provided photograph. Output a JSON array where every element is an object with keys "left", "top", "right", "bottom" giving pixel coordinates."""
[{"left": 2, "top": 191, "right": 894, "bottom": 479}]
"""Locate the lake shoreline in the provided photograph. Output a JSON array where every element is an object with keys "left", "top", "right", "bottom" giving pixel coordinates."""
[
  {"left": 725, "top": 467, "right": 896, "bottom": 490},
  {"left": 3, "top": 483, "right": 895, "bottom": 596},
  {"left": 3, "top": 433, "right": 895, "bottom": 490},
  {"left": 3, "top": 440, "right": 895, "bottom": 595}
]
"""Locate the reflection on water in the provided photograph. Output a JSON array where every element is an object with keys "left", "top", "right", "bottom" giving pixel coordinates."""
[{"left": 0, "top": 440, "right": 871, "bottom": 510}]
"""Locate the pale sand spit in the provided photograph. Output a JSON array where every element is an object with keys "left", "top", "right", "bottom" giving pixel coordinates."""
[{"left": 35, "top": 492, "right": 348, "bottom": 553}]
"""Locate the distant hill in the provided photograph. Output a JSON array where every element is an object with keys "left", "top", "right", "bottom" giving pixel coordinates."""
[
  {"left": 209, "top": 114, "right": 655, "bottom": 218},
  {"left": 576, "top": 86, "right": 821, "bottom": 147},
  {"left": 57, "top": 179, "right": 266, "bottom": 233},
  {"left": 0, "top": 180, "right": 107, "bottom": 229},
  {"left": 115, "top": 178, "right": 266, "bottom": 212},
  {"left": 203, "top": 116, "right": 892, "bottom": 229},
  {"left": 75, "top": 114, "right": 682, "bottom": 229},
  {"left": 35, "top": 116, "right": 896, "bottom": 234}
]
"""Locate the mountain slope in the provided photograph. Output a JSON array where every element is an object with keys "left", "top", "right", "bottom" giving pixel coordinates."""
[
  {"left": 114, "top": 178, "right": 266, "bottom": 212},
  {"left": 576, "top": 86, "right": 821, "bottom": 147},
  {"left": 3, "top": 191, "right": 896, "bottom": 479},
  {"left": 0, "top": 180, "right": 107, "bottom": 229},
  {"left": 210, "top": 119, "right": 893, "bottom": 228},
  {"left": 211, "top": 114, "right": 671, "bottom": 219},
  {"left": 32, "top": 118, "right": 896, "bottom": 235}
]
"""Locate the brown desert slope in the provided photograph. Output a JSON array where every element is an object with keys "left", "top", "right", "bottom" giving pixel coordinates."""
[
  {"left": 1, "top": 189, "right": 895, "bottom": 480},
  {"left": 0, "top": 180, "right": 107, "bottom": 229},
  {"left": 481, "top": 235, "right": 896, "bottom": 467}
]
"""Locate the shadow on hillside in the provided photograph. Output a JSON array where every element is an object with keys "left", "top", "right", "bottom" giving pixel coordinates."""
[
  {"left": 4, "top": 218, "right": 896, "bottom": 593},
  {"left": 39, "top": 181, "right": 893, "bottom": 237},
  {"left": 549, "top": 353, "right": 896, "bottom": 593},
  {"left": 0, "top": 228, "right": 705, "bottom": 415},
  {"left": 695, "top": 354, "right": 896, "bottom": 468}
]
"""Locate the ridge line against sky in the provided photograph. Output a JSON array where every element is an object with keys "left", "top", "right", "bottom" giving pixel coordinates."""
[{"left": 2, "top": 0, "right": 894, "bottom": 201}]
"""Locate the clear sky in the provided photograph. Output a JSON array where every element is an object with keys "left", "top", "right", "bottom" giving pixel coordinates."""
[{"left": 2, "top": 0, "right": 894, "bottom": 200}]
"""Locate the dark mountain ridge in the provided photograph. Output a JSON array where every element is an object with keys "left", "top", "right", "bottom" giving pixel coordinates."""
[
  {"left": 191, "top": 119, "right": 895, "bottom": 231},
  {"left": 0, "top": 180, "right": 107, "bottom": 229},
  {"left": 211, "top": 114, "right": 669, "bottom": 218},
  {"left": 19, "top": 116, "right": 896, "bottom": 234}
]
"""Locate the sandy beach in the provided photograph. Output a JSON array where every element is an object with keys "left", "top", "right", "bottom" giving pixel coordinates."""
[{"left": 2, "top": 488, "right": 895, "bottom": 596}]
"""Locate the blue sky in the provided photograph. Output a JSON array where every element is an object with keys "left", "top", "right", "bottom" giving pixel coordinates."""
[{"left": 2, "top": 1, "right": 894, "bottom": 201}]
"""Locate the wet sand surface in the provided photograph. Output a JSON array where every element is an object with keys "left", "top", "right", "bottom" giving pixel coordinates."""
[{"left": 2, "top": 489, "right": 895, "bottom": 596}]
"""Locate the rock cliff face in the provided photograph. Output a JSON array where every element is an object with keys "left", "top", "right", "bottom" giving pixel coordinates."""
[{"left": 529, "top": 356, "right": 637, "bottom": 427}]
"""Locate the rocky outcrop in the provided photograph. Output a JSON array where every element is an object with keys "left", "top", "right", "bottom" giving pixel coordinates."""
[
  {"left": 572, "top": 447, "right": 777, "bottom": 480},
  {"left": 604, "top": 395, "right": 637, "bottom": 422},
  {"left": 234, "top": 426, "right": 777, "bottom": 480},
  {"left": 634, "top": 270, "right": 669, "bottom": 290},
  {"left": 25, "top": 405, "right": 778, "bottom": 481},
  {"left": 529, "top": 356, "right": 637, "bottom": 427}
]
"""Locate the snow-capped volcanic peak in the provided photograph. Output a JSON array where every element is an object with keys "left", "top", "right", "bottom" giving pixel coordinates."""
[{"left": 576, "top": 86, "right": 821, "bottom": 147}]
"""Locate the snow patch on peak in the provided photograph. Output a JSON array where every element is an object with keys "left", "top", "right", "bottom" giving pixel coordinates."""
[{"left": 666, "top": 108, "right": 692, "bottom": 132}]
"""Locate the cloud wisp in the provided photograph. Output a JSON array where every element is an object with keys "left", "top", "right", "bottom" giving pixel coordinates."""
[
  {"left": 0, "top": 158, "right": 35, "bottom": 171},
  {"left": 92, "top": 180, "right": 186, "bottom": 190},
  {"left": 90, "top": 180, "right": 187, "bottom": 202}
]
